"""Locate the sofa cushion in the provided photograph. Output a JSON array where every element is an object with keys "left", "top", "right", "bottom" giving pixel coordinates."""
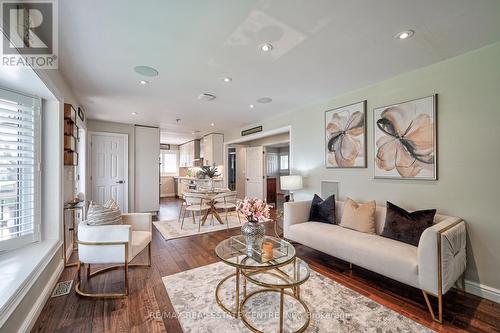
[
  {"left": 381, "top": 201, "right": 436, "bottom": 246},
  {"left": 308, "top": 194, "right": 336, "bottom": 224},
  {"left": 287, "top": 222, "right": 419, "bottom": 288},
  {"left": 340, "top": 198, "right": 376, "bottom": 234}
]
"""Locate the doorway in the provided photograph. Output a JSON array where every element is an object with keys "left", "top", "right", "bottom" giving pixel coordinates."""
[
  {"left": 225, "top": 127, "right": 290, "bottom": 205},
  {"left": 89, "top": 132, "right": 129, "bottom": 212}
]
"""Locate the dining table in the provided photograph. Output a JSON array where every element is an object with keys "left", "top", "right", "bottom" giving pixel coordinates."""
[{"left": 184, "top": 187, "right": 231, "bottom": 225}]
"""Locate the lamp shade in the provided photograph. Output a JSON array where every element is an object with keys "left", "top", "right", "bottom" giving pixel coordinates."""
[{"left": 280, "top": 175, "right": 303, "bottom": 191}]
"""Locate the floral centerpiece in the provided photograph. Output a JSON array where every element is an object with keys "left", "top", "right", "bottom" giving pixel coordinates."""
[{"left": 238, "top": 197, "right": 270, "bottom": 256}]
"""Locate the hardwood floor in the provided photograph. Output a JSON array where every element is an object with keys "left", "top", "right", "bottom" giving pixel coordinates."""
[{"left": 32, "top": 198, "right": 500, "bottom": 333}]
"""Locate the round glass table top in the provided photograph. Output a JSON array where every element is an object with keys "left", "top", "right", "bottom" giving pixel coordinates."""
[
  {"left": 242, "top": 257, "right": 310, "bottom": 288},
  {"left": 215, "top": 235, "right": 296, "bottom": 269}
]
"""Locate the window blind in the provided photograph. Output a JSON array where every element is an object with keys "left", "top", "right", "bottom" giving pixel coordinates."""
[{"left": 0, "top": 88, "right": 41, "bottom": 252}]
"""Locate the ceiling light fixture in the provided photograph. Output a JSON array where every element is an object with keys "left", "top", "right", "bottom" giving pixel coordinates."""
[
  {"left": 131, "top": 112, "right": 138, "bottom": 115},
  {"left": 396, "top": 30, "right": 414, "bottom": 40},
  {"left": 139, "top": 80, "right": 149, "bottom": 85},
  {"left": 134, "top": 65, "right": 159, "bottom": 77},
  {"left": 257, "top": 97, "right": 272, "bottom": 104},
  {"left": 259, "top": 43, "right": 273, "bottom": 52},
  {"left": 211, "top": 123, "right": 215, "bottom": 126},
  {"left": 222, "top": 77, "right": 232, "bottom": 83},
  {"left": 249, "top": 104, "right": 255, "bottom": 108}
]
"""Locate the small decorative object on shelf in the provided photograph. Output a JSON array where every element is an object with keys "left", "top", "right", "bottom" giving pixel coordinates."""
[{"left": 238, "top": 197, "right": 270, "bottom": 256}]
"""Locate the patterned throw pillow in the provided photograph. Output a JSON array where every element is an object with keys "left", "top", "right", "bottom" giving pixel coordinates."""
[{"left": 86, "top": 200, "right": 123, "bottom": 226}]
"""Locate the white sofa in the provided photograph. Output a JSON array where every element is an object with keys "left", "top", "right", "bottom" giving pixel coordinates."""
[{"left": 284, "top": 199, "right": 466, "bottom": 323}]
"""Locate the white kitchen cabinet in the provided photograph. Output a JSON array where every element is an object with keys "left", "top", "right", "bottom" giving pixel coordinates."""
[
  {"left": 201, "top": 133, "right": 223, "bottom": 166},
  {"left": 179, "top": 140, "right": 200, "bottom": 167}
]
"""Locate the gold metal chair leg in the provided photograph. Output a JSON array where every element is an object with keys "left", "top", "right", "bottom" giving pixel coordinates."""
[{"left": 422, "top": 290, "right": 443, "bottom": 324}]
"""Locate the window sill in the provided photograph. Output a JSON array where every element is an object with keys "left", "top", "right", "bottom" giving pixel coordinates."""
[{"left": 0, "top": 239, "right": 61, "bottom": 327}]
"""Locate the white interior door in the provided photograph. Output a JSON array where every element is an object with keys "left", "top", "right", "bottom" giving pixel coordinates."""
[
  {"left": 90, "top": 132, "right": 128, "bottom": 212},
  {"left": 245, "top": 146, "right": 265, "bottom": 199}
]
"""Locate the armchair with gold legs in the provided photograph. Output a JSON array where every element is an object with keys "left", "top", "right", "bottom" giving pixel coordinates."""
[{"left": 75, "top": 213, "right": 152, "bottom": 298}]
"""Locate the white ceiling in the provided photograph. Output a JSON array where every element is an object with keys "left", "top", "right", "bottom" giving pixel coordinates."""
[{"left": 58, "top": 0, "right": 500, "bottom": 144}]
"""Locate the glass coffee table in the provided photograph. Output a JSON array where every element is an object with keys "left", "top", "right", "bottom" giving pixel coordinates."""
[{"left": 215, "top": 235, "right": 311, "bottom": 333}]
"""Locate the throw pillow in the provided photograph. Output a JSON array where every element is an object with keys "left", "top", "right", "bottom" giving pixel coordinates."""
[
  {"left": 340, "top": 198, "right": 376, "bottom": 234},
  {"left": 308, "top": 194, "right": 336, "bottom": 224},
  {"left": 86, "top": 200, "right": 123, "bottom": 226},
  {"left": 381, "top": 201, "right": 436, "bottom": 246}
]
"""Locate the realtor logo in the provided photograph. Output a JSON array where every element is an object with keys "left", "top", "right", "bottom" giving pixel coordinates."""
[{"left": 1, "top": 0, "right": 58, "bottom": 68}]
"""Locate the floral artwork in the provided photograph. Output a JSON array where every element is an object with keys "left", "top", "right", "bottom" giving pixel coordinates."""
[
  {"left": 237, "top": 197, "right": 270, "bottom": 222},
  {"left": 374, "top": 95, "right": 437, "bottom": 180},
  {"left": 325, "top": 101, "right": 366, "bottom": 168}
]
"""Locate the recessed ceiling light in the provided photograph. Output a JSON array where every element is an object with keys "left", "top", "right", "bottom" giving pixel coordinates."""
[
  {"left": 210, "top": 123, "right": 215, "bottom": 126},
  {"left": 131, "top": 112, "right": 138, "bottom": 115},
  {"left": 139, "top": 80, "right": 149, "bottom": 85},
  {"left": 134, "top": 65, "right": 159, "bottom": 77},
  {"left": 396, "top": 30, "right": 414, "bottom": 40},
  {"left": 249, "top": 104, "right": 255, "bottom": 108},
  {"left": 222, "top": 77, "right": 232, "bottom": 83},
  {"left": 257, "top": 97, "right": 272, "bottom": 104},
  {"left": 259, "top": 43, "right": 273, "bottom": 52}
]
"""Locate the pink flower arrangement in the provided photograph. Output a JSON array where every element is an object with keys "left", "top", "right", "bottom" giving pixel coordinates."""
[{"left": 238, "top": 197, "right": 270, "bottom": 222}]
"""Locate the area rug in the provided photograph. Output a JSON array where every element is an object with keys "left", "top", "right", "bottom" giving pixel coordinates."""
[
  {"left": 162, "top": 261, "right": 434, "bottom": 332},
  {"left": 153, "top": 213, "right": 247, "bottom": 240}
]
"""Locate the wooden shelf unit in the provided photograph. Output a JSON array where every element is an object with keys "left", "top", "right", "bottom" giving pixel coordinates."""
[{"left": 64, "top": 103, "right": 79, "bottom": 166}]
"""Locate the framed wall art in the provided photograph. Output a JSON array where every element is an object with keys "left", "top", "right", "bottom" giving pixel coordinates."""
[
  {"left": 373, "top": 94, "right": 437, "bottom": 180},
  {"left": 325, "top": 100, "right": 366, "bottom": 168}
]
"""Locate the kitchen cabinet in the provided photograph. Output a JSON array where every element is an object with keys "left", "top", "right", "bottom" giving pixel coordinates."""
[
  {"left": 179, "top": 140, "right": 200, "bottom": 167},
  {"left": 201, "top": 133, "right": 224, "bottom": 166}
]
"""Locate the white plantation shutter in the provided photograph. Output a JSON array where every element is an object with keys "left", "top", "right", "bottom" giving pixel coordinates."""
[{"left": 0, "top": 88, "right": 41, "bottom": 252}]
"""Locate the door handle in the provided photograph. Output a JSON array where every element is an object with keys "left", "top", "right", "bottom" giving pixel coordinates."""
[
  {"left": 116, "top": 180, "right": 125, "bottom": 184},
  {"left": 246, "top": 178, "right": 250, "bottom": 181}
]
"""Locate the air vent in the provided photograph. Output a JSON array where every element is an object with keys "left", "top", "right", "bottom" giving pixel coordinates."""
[
  {"left": 198, "top": 93, "right": 216, "bottom": 101},
  {"left": 51, "top": 280, "right": 73, "bottom": 297}
]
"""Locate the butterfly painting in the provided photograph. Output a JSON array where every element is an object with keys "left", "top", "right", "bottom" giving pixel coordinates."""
[
  {"left": 374, "top": 95, "right": 437, "bottom": 180},
  {"left": 325, "top": 101, "right": 367, "bottom": 168}
]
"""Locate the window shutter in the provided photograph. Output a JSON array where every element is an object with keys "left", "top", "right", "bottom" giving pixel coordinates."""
[{"left": 0, "top": 88, "right": 41, "bottom": 252}]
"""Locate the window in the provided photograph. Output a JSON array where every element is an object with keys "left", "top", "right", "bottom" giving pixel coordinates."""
[
  {"left": 0, "top": 88, "right": 41, "bottom": 252},
  {"left": 160, "top": 149, "right": 178, "bottom": 176},
  {"left": 280, "top": 154, "right": 289, "bottom": 171}
]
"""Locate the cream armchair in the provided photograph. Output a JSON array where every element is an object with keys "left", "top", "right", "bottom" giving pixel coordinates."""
[{"left": 76, "top": 213, "right": 152, "bottom": 298}]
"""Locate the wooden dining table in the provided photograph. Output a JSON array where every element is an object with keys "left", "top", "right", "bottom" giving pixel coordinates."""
[{"left": 184, "top": 188, "right": 231, "bottom": 225}]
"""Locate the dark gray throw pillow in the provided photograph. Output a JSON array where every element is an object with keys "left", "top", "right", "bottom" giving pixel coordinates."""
[
  {"left": 381, "top": 201, "right": 436, "bottom": 246},
  {"left": 308, "top": 194, "right": 336, "bottom": 224}
]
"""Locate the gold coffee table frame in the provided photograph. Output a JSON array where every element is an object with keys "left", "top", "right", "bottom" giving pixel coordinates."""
[
  {"left": 240, "top": 258, "right": 311, "bottom": 333},
  {"left": 214, "top": 236, "right": 311, "bottom": 333}
]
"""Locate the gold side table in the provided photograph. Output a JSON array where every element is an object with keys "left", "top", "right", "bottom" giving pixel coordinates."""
[
  {"left": 214, "top": 235, "right": 296, "bottom": 318},
  {"left": 63, "top": 201, "right": 86, "bottom": 267},
  {"left": 241, "top": 257, "right": 311, "bottom": 333}
]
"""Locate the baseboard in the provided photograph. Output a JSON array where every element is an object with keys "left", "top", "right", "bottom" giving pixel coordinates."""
[
  {"left": 18, "top": 259, "right": 64, "bottom": 333},
  {"left": 160, "top": 193, "right": 175, "bottom": 198},
  {"left": 464, "top": 279, "right": 500, "bottom": 304}
]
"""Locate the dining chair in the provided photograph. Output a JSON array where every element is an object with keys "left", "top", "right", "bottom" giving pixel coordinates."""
[
  {"left": 177, "top": 194, "right": 186, "bottom": 224},
  {"left": 214, "top": 191, "right": 241, "bottom": 228},
  {"left": 182, "top": 192, "right": 211, "bottom": 231}
]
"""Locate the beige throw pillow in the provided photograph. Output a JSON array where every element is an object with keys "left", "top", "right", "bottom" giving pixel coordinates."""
[{"left": 340, "top": 198, "right": 376, "bottom": 234}]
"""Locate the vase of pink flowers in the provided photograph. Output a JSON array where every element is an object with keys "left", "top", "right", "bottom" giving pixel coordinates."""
[{"left": 238, "top": 197, "right": 270, "bottom": 257}]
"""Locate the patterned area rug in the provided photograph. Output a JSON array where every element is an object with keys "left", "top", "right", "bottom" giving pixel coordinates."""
[
  {"left": 153, "top": 213, "right": 246, "bottom": 240},
  {"left": 162, "top": 261, "right": 434, "bottom": 332}
]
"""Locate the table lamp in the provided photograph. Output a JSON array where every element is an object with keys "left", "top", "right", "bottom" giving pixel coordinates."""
[{"left": 280, "top": 175, "right": 303, "bottom": 202}]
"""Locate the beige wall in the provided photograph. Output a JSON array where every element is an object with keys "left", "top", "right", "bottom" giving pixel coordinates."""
[
  {"left": 87, "top": 120, "right": 136, "bottom": 212},
  {"left": 225, "top": 43, "right": 500, "bottom": 295}
]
